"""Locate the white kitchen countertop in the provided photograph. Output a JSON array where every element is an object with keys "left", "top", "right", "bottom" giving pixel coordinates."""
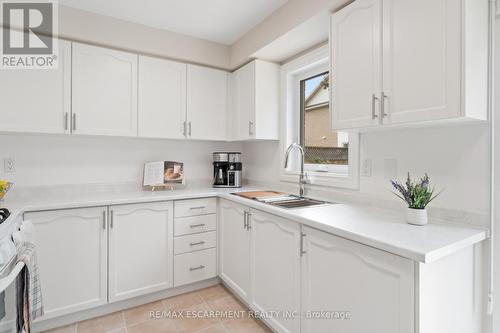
[{"left": 1, "top": 183, "right": 487, "bottom": 263}]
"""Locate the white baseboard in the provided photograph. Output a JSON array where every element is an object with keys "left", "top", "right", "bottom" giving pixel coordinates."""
[{"left": 33, "top": 277, "right": 220, "bottom": 333}]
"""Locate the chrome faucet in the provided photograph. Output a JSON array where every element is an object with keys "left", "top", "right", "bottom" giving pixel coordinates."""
[{"left": 284, "top": 143, "right": 308, "bottom": 197}]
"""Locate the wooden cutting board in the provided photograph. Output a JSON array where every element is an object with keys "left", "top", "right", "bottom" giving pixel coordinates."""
[{"left": 233, "top": 191, "right": 286, "bottom": 200}]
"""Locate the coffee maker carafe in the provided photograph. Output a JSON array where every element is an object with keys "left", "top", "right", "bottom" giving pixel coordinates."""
[{"left": 212, "top": 152, "right": 242, "bottom": 188}]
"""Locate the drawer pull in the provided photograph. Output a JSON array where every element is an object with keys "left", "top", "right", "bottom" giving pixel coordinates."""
[
  {"left": 190, "top": 241, "right": 205, "bottom": 246},
  {"left": 189, "top": 206, "right": 206, "bottom": 210},
  {"left": 189, "top": 265, "right": 205, "bottom": 271},
  {"left": 190, "top": 223, "right": 206, "bottom": 228}
]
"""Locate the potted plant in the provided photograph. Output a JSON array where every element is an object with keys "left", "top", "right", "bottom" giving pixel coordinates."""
[{"left": 391, "top": 173, "right": 440, "bottom": 226}]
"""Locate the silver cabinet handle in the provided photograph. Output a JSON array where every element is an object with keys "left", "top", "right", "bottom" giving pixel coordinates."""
[
  {"left": 190, "top": 223, "right": 205, "bottom": 228},
  {"left": 72, "top": 113, "right": 76, "bottom": 131},
  {"left": 190, "top": 265, "right": 205, "bottom": 271},
  {"left": 190, "top": 241, "right": 205, "bottom": 246},
  {"left": 248, "top": 121, "right": 254, "bottom": 136},
  {"left": 244, "top": 211, "right": 251, "bottom": 230},
  {"left": 102, "top": 211, "right": 106, "bottom": 230},
  {"left": 183, "top": 121, "right": 187, "bottom": 136},
  {"left": 188, "top": 121, "right": 192, "bottom": 136},
  {"left": 246, "top": 212, "right": 252, "bottom": 230},
  {"left": 300, "top": 232, "right": 307, "bottom": 256},
  {"left": 243, "top": 211, "right": 248, "bottom": 229},
  {"left": 381, "top": 92, "right": 388, "bottom": 118},
  {"left": 371, "top": 94, "right": 379, "bottom": 120},
  {"left": 64, "top": 112, "right": 69, "bottom": 131},
  {"left": 189, "top": 206, "right": 206, "bottom": 210},
  {"left": 110, "top": 210, "right": 114, "bottom": 228}
]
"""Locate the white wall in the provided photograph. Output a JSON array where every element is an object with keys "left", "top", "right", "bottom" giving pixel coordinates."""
[
  {"left": 0, "top": 134, "right": 241, "bottom": 187},
  {"left": 57, "top": 6, "right": 230, "bottom": 70},
  {"left": 243, "top": 124, "right": 490, "bottom": 214}
]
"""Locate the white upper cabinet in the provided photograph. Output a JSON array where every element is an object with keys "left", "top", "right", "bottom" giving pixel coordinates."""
[
  {"left": 0, "top": 39, "right": 71, "bottom": 134},
  {"left": 301, "top": 226, "right": 414, "bottom": 333},
  {"left": 331, "top": 0, "right": 488, "bottom": 131},
  {"left": 382, "top": 0, "right": 461, "bottom": 124},
  {"left": 138, "top": 56, "right": 186, "bottom": 139},
  {"left": 186, "top": 64, "right": 228, "bottom": 141},
  {"left": 229, "top": 60, "right": 280, "bottom": 141},
  {"left": 330, "top": 0, "right": 382, "bottom": 130},
  {"left": 108, "top": 202, "right": 174, "bottom": 302},
  {"left": 72, "top": 43, "right": 138, "bottom": 137}
]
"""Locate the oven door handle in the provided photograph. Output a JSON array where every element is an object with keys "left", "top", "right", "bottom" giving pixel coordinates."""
[{"left": 0, "top": 262, "right": 24, "bottom": 293}]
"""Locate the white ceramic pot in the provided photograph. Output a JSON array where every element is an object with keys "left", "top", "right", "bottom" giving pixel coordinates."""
[{"left": 405, "top": 208, "right": 428, "bottom": 226}]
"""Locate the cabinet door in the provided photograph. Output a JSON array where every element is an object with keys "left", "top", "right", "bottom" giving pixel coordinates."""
[
  {"left": 186, "top": 65, "right": 228, "bottom": 141},
  {"left": 0, "top": 39, "right": 71, "bottom": 134},
  {"left": 108, "top": 202, "right": 173, "bottom": 302},
  {"left": 301, "top": 226, "right": 414, "bottom": 333},
  {"left": 382, "top": 0, "right": 461, "bottom": 124},
  {"left": 25, "top": 207, "right": 107, "bottom": 319},
  {"left": 72, "top": 43, "right": 138, "bottom": 136},
  {"left": 330, "top": 0, "right": 382, "bottom": 130},
  {"left": 231, "top": 61, "right": 255, "bottom": 141},
  {"left": 249, "top": 210, "right": 300, "bottom": 333},
  {"left": 138, "top": 56, "right": 187, "bottom": 139},
  {"left": 218, "top": 199, "right": 250, "bottom": 301}
]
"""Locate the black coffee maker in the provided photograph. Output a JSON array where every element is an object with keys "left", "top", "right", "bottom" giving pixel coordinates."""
[{"left": 212, "top": 152, "right": 242, "bottom": 188}]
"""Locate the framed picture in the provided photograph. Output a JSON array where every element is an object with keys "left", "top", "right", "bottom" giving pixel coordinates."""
[{"left": 143, "top": 161, "right": 184, "bottom": 188}]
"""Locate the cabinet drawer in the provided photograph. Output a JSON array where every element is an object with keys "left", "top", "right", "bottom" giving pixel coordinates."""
[
  {"left": 175, "top": 198, "right": 216, "bottom": 217},
  {"left": 174, "top": 231, "right": 216, "bottom": 255},
  {"left": 174, "top": 214, "right": 216, "bottom": 236},
  {"left": 174, "top": 248, "right": 216, "bottom": 287}
]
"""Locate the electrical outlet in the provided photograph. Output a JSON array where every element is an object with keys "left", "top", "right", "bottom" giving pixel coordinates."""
[
  {"left": 384, "top": 159, "right": 397, "bottom": 179},
  {"left": 362, "top": 159, "right": 372, "bottom": 177},
  {"left": 3, "top": 158, "right": 15, "bottom": 173}
]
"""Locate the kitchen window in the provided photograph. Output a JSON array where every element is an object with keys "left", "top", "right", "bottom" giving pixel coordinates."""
[
  {"left": 300, "top": 71, "right": 349, "bottom": 174},
  {"left": 281, "top": 44, "right": 359, "bottom": 189}
]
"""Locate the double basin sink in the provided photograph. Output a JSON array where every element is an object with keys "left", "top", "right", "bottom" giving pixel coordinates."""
[{"left": 232, "top": 191, "right": 330, "bottom": 209}]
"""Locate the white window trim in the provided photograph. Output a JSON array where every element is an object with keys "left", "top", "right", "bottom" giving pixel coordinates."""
[{"left": 279, "top": 44, "right": 360, "bottom": 190}]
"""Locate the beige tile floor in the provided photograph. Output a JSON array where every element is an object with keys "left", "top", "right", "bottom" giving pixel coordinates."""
[{"left": 42, "top": 284, "right": 273, "bottom": 333}]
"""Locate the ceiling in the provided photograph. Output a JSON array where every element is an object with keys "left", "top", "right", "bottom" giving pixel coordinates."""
[{"left": 58, "top": 0, "right": 289, "bottom": 45}]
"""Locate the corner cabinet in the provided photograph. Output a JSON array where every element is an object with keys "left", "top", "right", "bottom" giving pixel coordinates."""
[
  {"left": 301, "top": 226, "right": 414, "bottom": 333},
  {"left": 219, "top": 200, "right": 251, "bottom": 300},
  {"left": 249, "top": 209, "right": 301, "bottom": 333},
  {"left": 72, "top": 43, "right": 138, "bottom": 137},
  {"left": 108, "top": 202, "right": 174, "bottom": 303},
  {"left": 186, "top": 65, "right": 228, "bottom": 141},
  {"left": 138, "top": 56, "right": 186, "bottom": 139},
  {"left": 330, "top": 0, "right": 489, "bottom": 131},
  {"left": 25, "top": 207, "right": 108, "bottom": 320},
  {"left": 229, "top": 60, "right": 280, "bottom": 141},
  {"left": 0, "top": 39, "right": 71, "bottom": 134}
]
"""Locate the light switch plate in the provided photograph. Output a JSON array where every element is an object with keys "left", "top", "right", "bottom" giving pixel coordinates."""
[
  {"left": 384, "top": 159, "right": 397, "bottom": 179},
  {"left": 3, "top": 158, "right": 15, "bottom": 173},
  {"left": 361, "top": 159, "right": 372, "bottom": 177}
]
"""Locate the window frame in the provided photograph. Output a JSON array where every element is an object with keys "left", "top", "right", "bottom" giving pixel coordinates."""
[{"left": 279, "top": 44, "right": 360, "bottom": 189}]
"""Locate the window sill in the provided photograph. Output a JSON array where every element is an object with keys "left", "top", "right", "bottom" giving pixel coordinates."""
[{"left": 280, "top": 170, "right": 359, "bottom": 190}]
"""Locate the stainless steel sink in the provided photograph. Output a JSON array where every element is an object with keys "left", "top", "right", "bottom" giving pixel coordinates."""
[
  {"left": 253, "top": 194, "right": 329, "bottom": 209},
  {"left": 269, "top": 197, "right": 327, "bottom": 209},
  {"left": 231, "top": 192, "right": 332, "bottom": 209}
]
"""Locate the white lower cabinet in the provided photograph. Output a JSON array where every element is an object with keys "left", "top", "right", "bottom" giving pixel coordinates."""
[
  {"left": 249, "top": 209, "right": 301, "bottom": 333},
  {"left": 219, "top": 200, "right": 415, "bottom": 333},
  {"left": 25, "top": 207, "right": 108, "bottom": 320},
  {"left": 300, "top": 226, "right": 414, "bottom": 333},
  {"left": 108, "top": 202, "right": 174, "bottom": 302},
  {"left": 219, "top": 200, "right": 251, "bottom": 301}
]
